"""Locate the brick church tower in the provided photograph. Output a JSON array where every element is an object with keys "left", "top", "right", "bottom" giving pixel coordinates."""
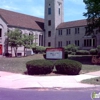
[{"left": 44, "top": 0, "right": 64, "bottom": 47}]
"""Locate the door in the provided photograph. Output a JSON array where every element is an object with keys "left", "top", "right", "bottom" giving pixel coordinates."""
[{"left": 0, "top": 45, "right": 2, "bottom": 55}]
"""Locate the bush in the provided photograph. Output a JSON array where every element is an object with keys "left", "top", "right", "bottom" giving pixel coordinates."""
[
  {"left": 90, "top": 49, "right": 98, "bottom": 55},
  {"left": 64, "top": 44, "right": 78, "bottom": 52},
  {"left": 71, "top": 52, "right": 76, "bottom": 55},
  {"left": 97, "top": 45, "right": 100, "bottom": 56},
  {"left": 55, "top": 59, "right": 82, "bottom": 75},
  {"left": 5, "top": 53, "right": 10, "bottom": 57},
  {"left": 32, "top": 46, "right": 46, "bottom": 54},
  {"left": 26, "top": 59, "right": 54, "bottom": 75},
  {"left": 76, "top": 50, "right": 90, "bottom": 55}
]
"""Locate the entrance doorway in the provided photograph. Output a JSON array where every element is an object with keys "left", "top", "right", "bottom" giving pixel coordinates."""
[{"left": 0, "top": 45, "right": 2, "bottom": 55}]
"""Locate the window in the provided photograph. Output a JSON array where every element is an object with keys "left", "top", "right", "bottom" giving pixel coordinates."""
[
  {"left": 75, "top": 27, "right": 80, "bottom": 34},
  {"left": 75, "top": 40, "right": 80, "bottom": 46},
  {"left": 48, "top": 8, "right": 51, "bottom": 15},
  {"left": 66, "top": 41, "right": 71, "bottom": 45},
  {"left": 48, "top": 20, "right": 51, "bottom": 26},
  {"left": 48, "top": 31, "right": 51, "bottom": 37},
  {"left": 58, "top": 41, "right": 62, "bottom": 47},
  {"left": 66, "top": 29, "right": 71, "bottom": 35},
  {"left": 0, "top": 29, "right": 2, "bottom": 37},
  {"left": 84, "top": 39, "right": 93, "bottom": 47},
  {"left": 58, "top": 30, "right": 62, "bottom": 35},
  {"left": 85, "top": 27, "right": 88, "bottom": 35},
  {"left": 59, "top": 8, "right": 60, "bottom": 15},
  {"left": 48, "top": 42, "right": 51, "bottom": 47},
  {"left": 39, "top": 35, "right": 41, "bottom": 46}
]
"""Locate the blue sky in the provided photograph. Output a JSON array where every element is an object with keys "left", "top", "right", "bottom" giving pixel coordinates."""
[{"left": 0, "top": 0, "right": 86, "bottom": 22}]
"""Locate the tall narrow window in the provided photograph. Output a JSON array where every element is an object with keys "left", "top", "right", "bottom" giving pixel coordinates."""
[
  {"left": 75, "top": 40, "right": 80, "bottom": 46},
  {"left": 0, "top": 29, "right": 2, "bottom": 37},
  {"left": 48, "top": 20, "right": 51, "bottom": 26},
  {"left": 58, "top": 41, "right": 62, "bottom": 47},
  {"left": 48, "top": 42, "right": 51, "bottom": 47},
  {"left": 59, "top": 8, "right": 60, "bottom": 15},
  {"left": 58, "top": 30, "right": 62, "bottom": 35},
  {"left": 66, "top": 29, "right": 71, "bottom": 35},
  {"left": 48, "top": 8, "right": 51, "bottom": 15},
  {"left": 75, "top": 27, "right": 80, "bottom": 34},
  {"left": 48, "top": 31, "right": 51, "bottom": 37}
]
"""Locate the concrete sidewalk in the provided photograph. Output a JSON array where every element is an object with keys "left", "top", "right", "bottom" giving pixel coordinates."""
[{"left": 0, "top": 71, "right": 100, "bottom": 89}]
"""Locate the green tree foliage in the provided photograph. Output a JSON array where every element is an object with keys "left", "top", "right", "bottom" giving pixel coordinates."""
[
  {"left": 83, "top": 0, "right": 100, "bottom": 34},
  {"left": 6, "top": 29, "right": 35, "bottom": 57},
  {"left": 6, "top": 29, "right": 22, "bottom": 57},
  {"left": 64, "top": 44, "right": 78, "bottom": 52},
  {"left": 22, "top": 34, "right": 35, "bottom": 56}
]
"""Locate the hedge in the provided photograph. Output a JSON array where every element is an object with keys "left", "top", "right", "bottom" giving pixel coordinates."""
[
  {"left": 55, "top": 59, "right": 82, "bottom": 75},
  {"left": 90, "top": 49, "right": 98, "bottom": 55},
  {"left": 76, "top": 50, "right": 90, "bottom": 55},
  {"left": 26, "top": 59, "right": 54, "bottom": 75},
  {"left": 97, "top": 45, "right": 100, "bottom": 56},
  {"left": 32, "top": 46, "right": 46, "bottom": 54},
  {"left": 64, "top": 44, "right": 78, "bottom": 52}
]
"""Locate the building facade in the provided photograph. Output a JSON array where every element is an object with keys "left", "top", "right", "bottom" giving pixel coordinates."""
[
  {"left": 44, "top": 0, "right": 100, "bottom": 49},
  {"left": 0, "top": 8, "right": 44, "bottom": 56},
  {"left": 0, "top": 0, "right": 100, "bottom": 56}
]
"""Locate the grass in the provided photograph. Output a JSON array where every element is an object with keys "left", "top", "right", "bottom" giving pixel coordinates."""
[
  {"left": 81, "top": 77, "right": 100, "bottom": 85},
  {"left": 68, "top": 55, "right": 100, "bottom": 74},
  {"left": 0, "top": 54, "right": 44, "bottom": 74},
  {"left": 0, "top": 54, "right": 100, "bottom": 75},
  {"left": 80, "top": 65, "right": 100, "bottom": 74}
]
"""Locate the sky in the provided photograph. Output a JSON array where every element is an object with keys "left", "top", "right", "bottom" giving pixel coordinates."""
[{"left": 0, "top": 0, "right": 87, "bottom": 22}]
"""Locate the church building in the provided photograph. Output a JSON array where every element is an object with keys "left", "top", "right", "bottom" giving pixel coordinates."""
[{"left": 0, "top": 0, "right": 100, "bottom": 56}]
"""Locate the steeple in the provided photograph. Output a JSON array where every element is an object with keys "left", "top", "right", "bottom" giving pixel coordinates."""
[{"left": 44, "top": 0, "right": 64, "bottom": 47}]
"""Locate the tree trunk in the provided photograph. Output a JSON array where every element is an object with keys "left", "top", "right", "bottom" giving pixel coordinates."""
[
  {"left": 11, "top": 46, "right": 12, "bottom": 57},
  {"left": 24, "top": 47, "right": 26, "bottom": 56},
  {"left": 14, "top": 47, "right": 18, "bottom": 57}
]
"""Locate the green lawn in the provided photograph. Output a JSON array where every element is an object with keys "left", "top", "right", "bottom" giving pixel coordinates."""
[
  {"left": 0, "top": 54, "right": 100, "bottom": 75},
  {"left": 81, "top": 77, "right": 100, "bottom": 85},
  {"left": 0, "top": 54, "right": 44, "bottom": 74}
]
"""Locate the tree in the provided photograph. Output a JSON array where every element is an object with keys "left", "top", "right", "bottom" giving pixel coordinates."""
[
  {"left": 83, "top": 0, "right": 100, "bottom": 34},
  {"left": 22, "top": 33, "right": 36, "bottom": 56},
  {"left": 6, "top": 29, "right": 22, "bottom": 57}
]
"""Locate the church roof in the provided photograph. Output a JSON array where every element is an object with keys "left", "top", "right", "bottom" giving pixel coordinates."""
[
  {"left": 0, "top": 8, "right": 44, "bottom": 31},
  {"left": 57, "top": 19, "right": 87, "bottom": 29},
  {"left": 0, "top": 8, "right": 88, "bottom": 31}
]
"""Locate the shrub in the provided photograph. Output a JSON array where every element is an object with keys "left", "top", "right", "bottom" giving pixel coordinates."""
[
  {"left": 71, "top": 52, "right": 76, "bottom": 55},
  {"left": 97, "top": 45, "right": 100, "bottom": 56},
  {"left": 55, "top": 59, "right": 82, "bottom": 75},
  {"left": 90, "top": 49, "right": 98, "bottom": 55},
  {"left": 76, "top": 50, "right": 90, "bottom": 55},
  {"left": 64, "top": 44, "right": 78, "bottom": 52},
  {"left": 26, "top": 59, "right": 54, "bottom": 75},
  {"left": 32, "top": 46, "right": 46, "bottom": 54}
]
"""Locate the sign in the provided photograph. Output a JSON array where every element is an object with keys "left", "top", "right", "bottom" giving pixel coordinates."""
[
  {"left": 92, "top": 56, "right": 100, "bottom": 64},
  {"left": 46, "top": 48, "right": 64, "bottom": 60},
  {"left": 91, "top": 92, "right": 100, "bottom": 100}
]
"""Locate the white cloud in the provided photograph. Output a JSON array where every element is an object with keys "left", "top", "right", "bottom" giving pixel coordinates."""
[{"left": 1, "top": 5, "right": 20, "bottom": 11}]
